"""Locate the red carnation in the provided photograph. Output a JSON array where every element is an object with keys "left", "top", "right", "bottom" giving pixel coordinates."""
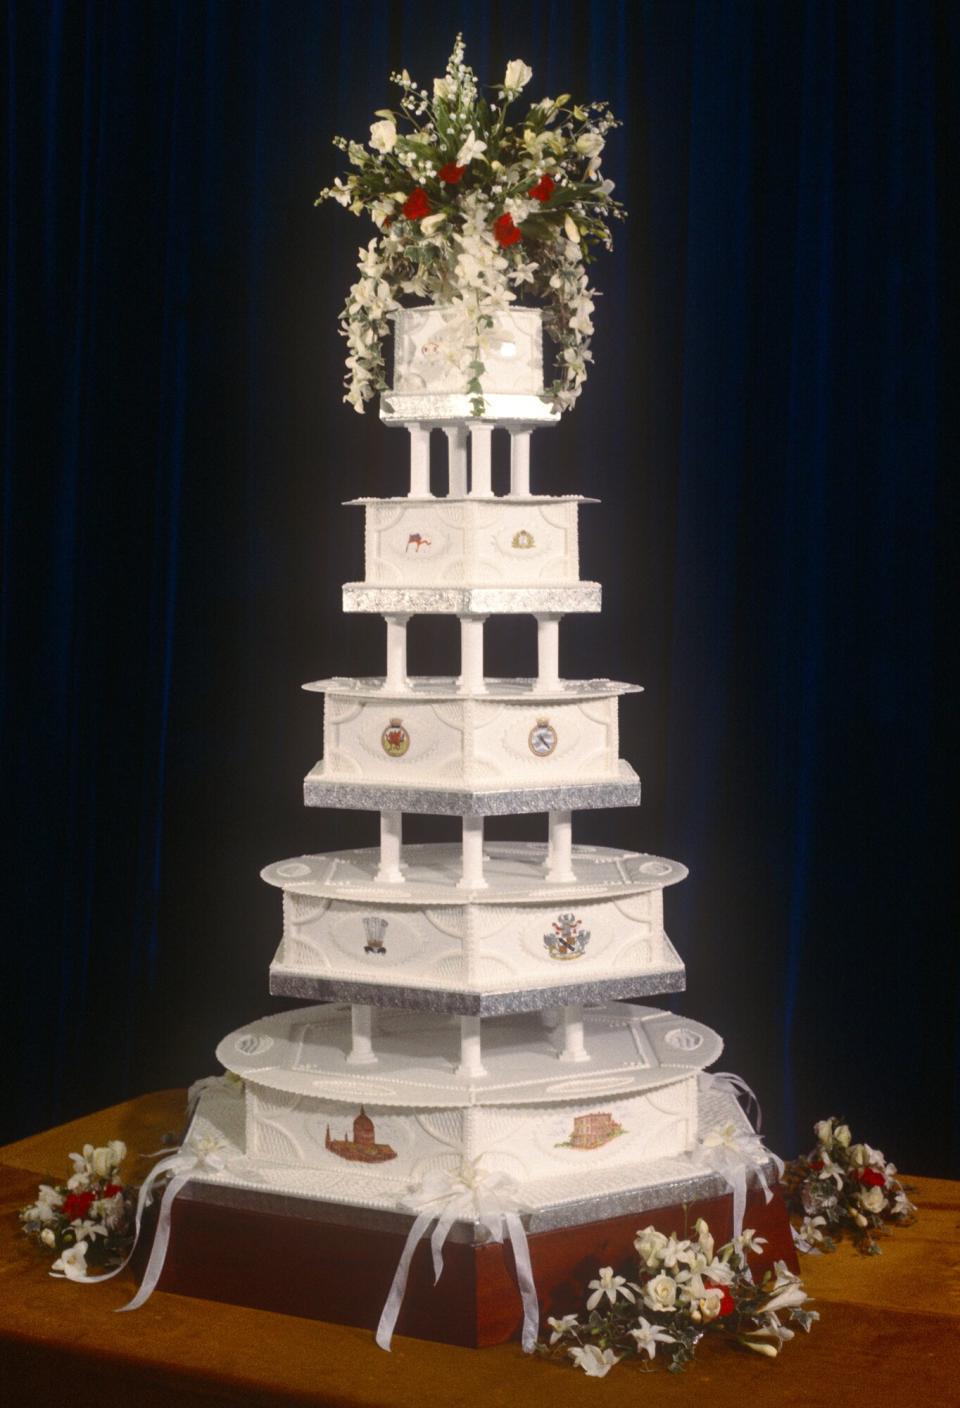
[
  {"left": 859, "top": 1167, "right": 886, "bottom": 1188},
  {"left": 528, "top": 173, "right": 556, "bottom": 202},
  {"left": 402, "top": 187, "right": 431, "bottom": 220},
  {"left": 438, "top": 162, "right": 467, "bottom": 184},
  {"left": 809, "top": 1158, "right": 824, "bottom": 1171},
  {"left": 705, "top": 1281, "right": 735, "bottom": 1316},
  {"left": 63, "top": 1190, "right": 96, "bottom": 1221},
  {"left": 494, "top": 212, "right": 522, "bottom": 247},
  {"left": 103, "top": 1183, "right": 123, "bottom": 1198}
]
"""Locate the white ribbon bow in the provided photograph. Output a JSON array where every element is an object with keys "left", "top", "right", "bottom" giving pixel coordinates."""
[
  {"left": 56, "top": 1135, "right": 234, "bottom": 1309},
  {"left": 376, "top": 1162, "right": 538, "bottom": 1353},
  {"left": 692, "top": 1072, "right": 785, "bottom": 1241}
]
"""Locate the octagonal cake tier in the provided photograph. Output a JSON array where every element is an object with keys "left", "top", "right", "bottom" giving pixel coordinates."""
[
  {"left": 381, "top": 305, "right": 560, "bottom": 426},
  {"left": 351, "top": 496, "right": 594, "bottom": 589},
  {"left": 265, "top": 842, "right": 687, "bottom": 1012},
  {"left": 303, "top": 676, "right": 642, "bottom": 809}
]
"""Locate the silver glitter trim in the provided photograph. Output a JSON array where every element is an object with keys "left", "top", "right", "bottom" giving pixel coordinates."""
[
  {"left": 302, "top": 770, "right": 642, "bottom": 816},
  {"left": 268, "top": 967, "right": 686, "bottom": 1013},
  {"left": 342, "top": 584, "right": 602, "bottom": 615},
  {"left": 345, "top": 495, "right": 599, "bottom": 507},
  {"left": 379, "top": 393, "right": 560, "bottom": 425}
]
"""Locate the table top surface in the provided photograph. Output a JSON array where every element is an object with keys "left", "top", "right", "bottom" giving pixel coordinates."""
[{"left": 2, "top": 1089, "right": 958, "bottom": 1408}]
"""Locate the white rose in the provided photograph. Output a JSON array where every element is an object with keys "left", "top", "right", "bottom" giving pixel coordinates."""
[
  {"left": 41, "top": 1228, "right": 56, "bottom": 1247},
  {"left": 575, "top": 132, "right": 605, "bottom": 158},
  {"left": 849, "top": 1143, "right": 869, "bottom": 1166},
  {"left": 90, "top": 1146, "right": 119, "bottom": 1179},
  {"left": 814, "top": 1119, "right": 835, "bottom": 1144},
  {"left": 419, "top": 213, "right": 447, "bottom": 236},
  {"left": 642, "top": 1273, "right": 677, "bottom": 1313},
  {"left": 860, "top": 1186, "right": 886, "bottom": 1214},
  {"left": 834, "top": 1124, "right": 852, "bottom": 1147},
  {"left": 503, "top": 59, "right": 533, "bottom": 92},
  {"left": 694, "top": 1218, "right": 715, "bottom": 1263},
  {"left": 697, "top": 1288, "right": 724, "bottom": 1322},
  {"left": 369, "top": 119, "right": 397, "bottom": 154},
  {"left": 634, "top": 1226, "right": 668, "bottom": 1268}
]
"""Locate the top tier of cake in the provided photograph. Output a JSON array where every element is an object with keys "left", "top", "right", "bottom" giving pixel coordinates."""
[{"left": 382, "top": 307, "right": 559, "bottom": 425}]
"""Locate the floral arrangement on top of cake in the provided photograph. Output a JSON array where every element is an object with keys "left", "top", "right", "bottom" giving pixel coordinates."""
[
  {"left": 783, "top": 1117, "right": 917, "bottom": 1255},
  {"left": 18, "top": 1140, "right": 137, "bottom": 1280},
  {"left": 539, "top": 1218, "right": 817, "bottom": 1376},
  {"left": 316, "top": 34, "right": 624, "bottom": 415}
]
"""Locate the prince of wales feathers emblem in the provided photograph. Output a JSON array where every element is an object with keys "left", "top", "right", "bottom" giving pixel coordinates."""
[{"left": 543, "top": 912, "right": 591, "bottom": 960}]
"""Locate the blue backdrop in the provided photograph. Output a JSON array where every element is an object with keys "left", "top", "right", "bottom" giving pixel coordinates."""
[{"left": 2, "top": 0, "right": 955, "bottom": 1175}]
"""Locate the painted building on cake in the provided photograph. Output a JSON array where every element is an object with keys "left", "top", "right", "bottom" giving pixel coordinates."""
[{"left": 325, "top": 1107, "right": 397, "bottom": 1162}]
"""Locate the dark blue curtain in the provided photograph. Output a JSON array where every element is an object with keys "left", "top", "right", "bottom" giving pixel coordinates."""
[{"left": 2, "top": 1, "right": 955, "bottom": 1175}]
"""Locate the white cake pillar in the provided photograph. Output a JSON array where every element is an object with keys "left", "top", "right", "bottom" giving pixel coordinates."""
[
  {"left": 458, "top": 815, "right": 487, "bottom": 889},
  {"left": 456, "top": 1014, "right": 487, "bottom": 1078},
  {"left": 509, "top": 428, "right": 532, "bottom": 496},
  {"left": 445, "top": 425, "right": 468, "bottom": 497},
  {"left": 376, "top": 810, "right": 404, "bottom": 884},
  {"left": 458, "top": 615, "right": 486, "bottom": 694},
  {"left": 408, "top": 423, "right": 431, "bottom": 497},
  {"left": 536, "top": 613, "right": 562, "bottom": 689},
  {"left": 558, "top": 1005, "right": 590, "bottom": 1063},
  {"left": 383, "top": 614, "right": 409, "bottom": 691},
  {"left": 468, "top": 424, "right": 493, "bottom": 497},
  {"left": 346, "top": 1004, "right": 377, "bottom": 1065},
  {"left": 545, "top": 810, "right": 576, "bottom": 882}
]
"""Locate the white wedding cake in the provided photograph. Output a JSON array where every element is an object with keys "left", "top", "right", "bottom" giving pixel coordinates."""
[{"left": 184, "top": 308, "right": 770, "bottom": 1235}]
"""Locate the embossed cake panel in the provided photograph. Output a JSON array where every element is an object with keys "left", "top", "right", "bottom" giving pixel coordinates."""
[
  {"left": 361, "top": 499, "right": 582, "bottom": 587},
  {"left": 317, "top": 691, "right": 622, "bottom": 788},
  {"left": 392, "top": 306, "right": 544, "bottom": 396},
  {"left": 269, "top": 889, "right": 681, "bottom": 1006}
]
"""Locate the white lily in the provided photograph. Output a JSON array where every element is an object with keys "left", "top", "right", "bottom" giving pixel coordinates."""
[
  {"left": 546, "top": 1313, "right": 579, "bottom": 1344},
  {"left": 568, "top": 1345, "right": 621, "bottom": 1377},
  {"left": 456, "top": 130, "right": 487, "bottom": 166},
  {"left": 51, "top": 1241, "right": 89, "bottom": 1281},
  {"left": 629, "top": 1316, "right": 676, "bottom": 1359},
  {"left": 586, "top": 1266, "right": 635, "bottom": 1310}
]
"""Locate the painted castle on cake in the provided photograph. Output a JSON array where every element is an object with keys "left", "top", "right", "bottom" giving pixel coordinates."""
[{"left": 203, "top": 306, "right": 732, "bottom": 1203}]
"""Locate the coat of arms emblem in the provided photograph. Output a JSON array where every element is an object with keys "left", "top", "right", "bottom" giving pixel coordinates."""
[
  {"left": 381, "top": 719, "right": 410, "bottom": 757},
  {"left": 511, "top": 529, "right": 535, "bottom": 549},
  {"left": 528, "top": 718, "right": 557, "bottom": 757},
  {"left": 543, "top": 912, "right": 591, "bottom": 960},
  {"left": 363, "top": 917, "right": 388, "bottom": 954}
]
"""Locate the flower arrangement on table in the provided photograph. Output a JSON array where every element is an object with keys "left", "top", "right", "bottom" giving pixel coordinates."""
[
  {"left": 19, "top": 1140, "right": 137, "bottom": 1280},
  {"left": 783, "top": 1117, "right": 917, "bottom": 1255},
  {"left": 539, "top": 1218, "right": 817, "bottom": 1376},
  {"left": 316, "top": 35, "right": 624, "bottom": 415}
]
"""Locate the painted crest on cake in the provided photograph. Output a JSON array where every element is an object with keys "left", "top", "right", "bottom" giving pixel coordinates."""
[
  {"left": 363, "top": 917, "right": 388, "bottom": 955},
  {"left": 405, "top": 532, "right": 432, "bottom": 552},
  {"left": 556, "top": 1112, "right": 626, "bottom": 1150},
  {"left": 511, "top": 528, "right": 535, "bottom": 549},
  {"left": 543, "top": 912, "right": 591, "bottom": 960},
  {"left": 528, "top": 718, "right": 557, "bottom": 757},
  {"left": 381, "top": 719, "right": 410, "bottom": 757},
  {"left": 325, "top": 1108, "right": 397, "bottom": 1163}
]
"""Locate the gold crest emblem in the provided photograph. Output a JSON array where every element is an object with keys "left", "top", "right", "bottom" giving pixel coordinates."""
[{"left": 512, "top": 529, "right": 535, "bottom": 549}]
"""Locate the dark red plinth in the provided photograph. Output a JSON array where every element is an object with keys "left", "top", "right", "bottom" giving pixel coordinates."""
[{"left": 154, "top": 1182, "right": 797, "bottom": 1348}]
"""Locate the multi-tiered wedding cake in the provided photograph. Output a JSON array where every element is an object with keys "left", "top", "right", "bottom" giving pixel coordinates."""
[{"left": 182, "top": 307, "right": 778, "bottom": 1336}]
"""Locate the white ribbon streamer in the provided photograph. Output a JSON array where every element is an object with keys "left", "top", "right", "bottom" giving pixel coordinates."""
[
  {"left": 376, "top": 1163, "right": 538, "bottom": 1354},
  {"left": 693, "top": 1071, "right": 785, "bottom": 1241}
]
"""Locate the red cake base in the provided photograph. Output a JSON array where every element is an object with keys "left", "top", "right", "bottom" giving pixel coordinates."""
[{"left": 152, "top": 1180, "right": 797, "bottom": 1348}]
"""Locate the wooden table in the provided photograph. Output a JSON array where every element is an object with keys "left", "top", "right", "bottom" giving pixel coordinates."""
[{"left": 2, "top": 1089, "right": 958, "bottom": 1407}]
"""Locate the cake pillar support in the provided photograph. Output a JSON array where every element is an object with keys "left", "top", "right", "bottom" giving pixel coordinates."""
[
  {"left": 536, "top": 614, "right": 562, "bottom": 689},
  {"left": 456, "top": 1015, "right": 487, "bottom": 1078},
  {"left": 376, "top": 810, "right": 404, "bottom": 884},
  {"left": 458, "top": 616, "right": 486, "bottom": 694},
  {"left": 457, "top": 815, "right": 487, "bottom": 890},
  {"left": 558, "top": 1005, "right": 590, "bottom": 1063},
  {"left": 346, "top": 1004, "right": 377, "bottom": 1065},
  {"left": 408, "top": 424, "right": 431, "bottom": 497},
  {"left": 383, "top": 614, "right": 409, "bottom": 691},
  {"left": 509, "top": 428, "right": 532, "bottom": 496},
  {"left": 445, "top": 425, "right": 468, "bottom": 497},
  {"left": 545, "top": 810, "right": 576, "bottom": 883},
  {"left": 468, "top": 424, "right": 493, "bottom": 497}
]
